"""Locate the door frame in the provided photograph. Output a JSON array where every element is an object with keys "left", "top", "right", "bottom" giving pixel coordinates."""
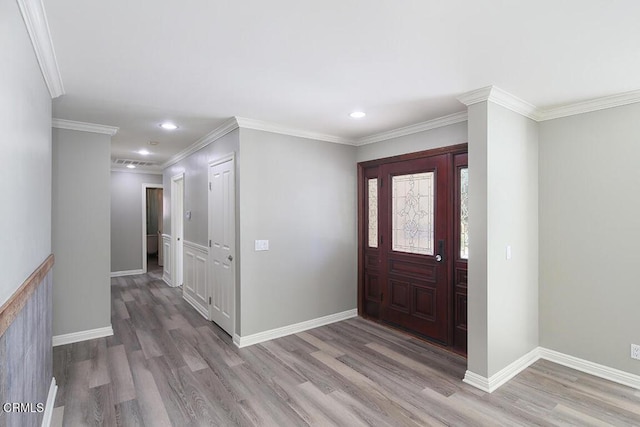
[
  {"left": 208, "top": 152, "right": 237, "bottom": 337},
  {"left": 171, "top": 173, "right": 185, "bottom": 287},
  {"left": 141, "top": 183, "right": 163, "bottom": 274},
  {"left": 357, "top": 143, "right": 468, "bottom": 347}
]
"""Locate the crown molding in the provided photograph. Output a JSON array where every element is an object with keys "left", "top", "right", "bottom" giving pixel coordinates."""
[
  {"left": 16, "top": 0, "right": 64, "bottom": 98},
  {"left": 458, "top": 86, "right": 540, "bottom": 120},
  {"left": 52, "top": 118, "right": 119, "bottom": 135},
  {"left": 235, "top": 116, "right": 355, "bottom": 146},
  {"left": 539, "top": 89, "right": 640, "bottom": 121},
  {"left": 161, "top": 117, "right": 239, "bottom": 169},
  {"left": 356, "top": 111, "right": 468, "bottom": 146}
]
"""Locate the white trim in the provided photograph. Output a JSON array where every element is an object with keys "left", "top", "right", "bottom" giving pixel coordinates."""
[
  {"left": 356, "top": 111, "right": 468, "bottom": 146},
  {"left": 52, "top": 325, "right": 114, "bottom": 346},
  {"left": 458, "top": 86, "right": 640, "bottom": 123},
  {"left": 183, "top": 292, "right": 209, "bottom": 319},
  {"left": 209, "top": 152, "right": 235, "bottom": 168},
  {"left": 52, "top": 118, "right": 119, "bottom": 136},
  {"left": 16, "top": 0, "right": 64, "bottom": 98},
  {"left": 183, "top": 240, "right": 209, "bottom": 253},
  {"left": 40, "top": 378, "right": 57, "bottom": 427},
  {"left": 540, "top": 89, "right": 640, "bottom": 121},
  {"left": 457, "top": 86, "right": 541, "bottom": 121},
  {"left": 463, "top": 347, "right": 540, "bottom": 393},
  {"left": 235, "top": 116, "right": 354, "bottom": 146},
  {"left": 111, "top": 167, "right": 163, "bottom": 175},
  {"left": 162, "top": 118, "right": 239, "bottom": 168},
  {"left": 463, "top": 346, "right": 640, "bottom": 393},
  {"left": 110, "top": 269, "right": 143, "bottom": 278},
  {"left": 162, "top": 234, "right": 173, "bottom": 286},
  {"left": 142, "top": 183, "right": 163, "bottom": 274},
  {"left": 234, "top": 309, "right": 358, "bottom": 348},
  {"left": 539, "top": 348, "right": 640, "bottom": 391}
]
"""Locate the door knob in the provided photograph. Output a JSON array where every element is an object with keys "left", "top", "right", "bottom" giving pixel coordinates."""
[
  {"left": 435, "top": 255, "right": 442, "bottom": 262},
  {"left": 228, "top": 255, "right": 233, "bottom": 261}
]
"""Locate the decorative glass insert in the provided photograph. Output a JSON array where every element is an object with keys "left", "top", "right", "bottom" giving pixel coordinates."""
[
  {"left": 460, "top": 168, "right": 469, "bottom": 259},
  {"left": 368, "top": 178, "right": 378, "bottom": 248},
  {"left": 392, "top": 172, "right": 434, "bottom": 255}
]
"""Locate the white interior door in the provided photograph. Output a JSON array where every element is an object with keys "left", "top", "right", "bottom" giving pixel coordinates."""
[
  {"left": 171, "top": 174, "right": 184, "bottom": 287},
  {"left": 208, "top": 156, "right": 235, "bottom": 336}
]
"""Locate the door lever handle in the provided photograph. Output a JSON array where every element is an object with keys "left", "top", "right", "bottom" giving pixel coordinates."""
[
  {"left": 436, "top": 240, "right": 444, "bottom": 262},
  {"left": 228, "top": 255, "right": 233, "bottom": 262}
]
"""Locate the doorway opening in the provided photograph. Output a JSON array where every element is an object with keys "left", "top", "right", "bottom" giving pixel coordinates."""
[
  {"left": 358, "top": 144, "right": 468, "bottom": 355},
  {"left": 142, "top": 184, "right": 163, "bottom": 274}
]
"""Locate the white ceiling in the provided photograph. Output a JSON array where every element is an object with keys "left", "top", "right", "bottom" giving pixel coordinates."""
[{"left": 44, "top": 0, "right": 640, "bottom": 166}]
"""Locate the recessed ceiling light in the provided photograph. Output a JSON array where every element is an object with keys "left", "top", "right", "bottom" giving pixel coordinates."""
[
  {"left": 138, "top": 149, "right": 150, "bottom": 155},
  {"left": 126, "top": 164, "right": 136, "bottom": 169},
  {"left": 160, "top": 122, "right": 178, "bottom": 130},
  {"left": 350, "top": 111, "right": 366, "bottom": 119}
]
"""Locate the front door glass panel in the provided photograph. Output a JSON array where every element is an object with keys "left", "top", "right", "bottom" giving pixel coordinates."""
[
  {"left": 391, "top": 172, "right": 434, "bottom": 255},
  {"left": 368, "top": 178, "right": 378, "bottom": 248}
]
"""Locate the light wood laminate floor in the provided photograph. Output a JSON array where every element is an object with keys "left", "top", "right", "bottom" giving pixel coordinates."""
[{"left": 52, "top": 268, "right": 640, "bottom": 426}]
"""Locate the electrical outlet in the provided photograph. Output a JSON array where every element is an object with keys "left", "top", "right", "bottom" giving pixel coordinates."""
[{"left": 631, "top": 344, "right": 640, "bottom": 360}]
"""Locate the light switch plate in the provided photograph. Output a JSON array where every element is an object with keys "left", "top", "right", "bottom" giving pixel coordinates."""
[{"left": 255, "top": 240, "right": 269, "bottom": 251}]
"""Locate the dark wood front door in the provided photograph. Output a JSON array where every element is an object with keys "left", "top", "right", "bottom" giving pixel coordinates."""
[{"left": 359, "top": 144, "right": 468, "bottom": 352}]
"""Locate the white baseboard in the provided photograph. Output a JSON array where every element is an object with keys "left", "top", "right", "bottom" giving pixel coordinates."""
[
  {"left": 463, "top": 346, "right": 540, "bottom": 393},
  {"left": 234, "top": 309, "right": 357, "bottom": 348},
  {"left": 464, "top": 346, "right": 640, "bottom": 393},
  {"left": 162, "top": 273, "right": 173, "bottom": 287},
  {"left": 40, "top": 378, "right": 57, "bottom": 427},
  {"left": 52, "top": 325, "right": 114, "bottom": 346},
  {"left": 110, "top": 269, "right": 144, "bottom": 278},
  {"left": 539, "top": 347, "right": 640, "bottom": 391},
  {"left": 182, "top": 292, "right": 208, "bottom": 319}
]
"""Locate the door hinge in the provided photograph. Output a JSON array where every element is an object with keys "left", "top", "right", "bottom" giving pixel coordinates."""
[
  {"left": 209, "top": 240, "right": 212, "bottom": 248},
  {"left": 209, "top": 297, "right": 212, "bottom": 305},
  {"left": 380, "top": 293, "right": 384, "bottom": 302},
  {"left": 209, "top": 182, "right": 212, "bottom": 190},
  {"left": 380, "top": 178, "right": 383, "bottom": 187},
  {"left": 380, "top": 235, "right": 383, "bottom": 244}
]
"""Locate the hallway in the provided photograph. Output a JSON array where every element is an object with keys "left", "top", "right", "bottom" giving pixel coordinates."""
[{"left": 52, "top": 270, "right": 640, "bottom": 426}]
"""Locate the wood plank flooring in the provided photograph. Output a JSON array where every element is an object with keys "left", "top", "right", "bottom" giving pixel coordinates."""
[{"left": 53, "top": 266, "right": 640, "bottom": 426}]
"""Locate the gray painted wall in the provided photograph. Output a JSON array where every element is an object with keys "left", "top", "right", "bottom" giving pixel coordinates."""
[
  {"left": 0, "top": 0, "right": 52, "bottom": 306},
  {"left": 239, "top": 129, "right": 357, "bottom": 336},
  {"left": 0, "top": 2, "right": 53, "bottom": 424},
  {"left": 356, "top": 121, "right": 467, "bottom": 162},
  {"left": 539, "top": 103, "right": 640, "bottom": 375},
  {"left": 111, "top": 171, "right": 163, "bottom": 273},
  {"left": 52, "top": 128, "right": 111, "bottom": 336}
]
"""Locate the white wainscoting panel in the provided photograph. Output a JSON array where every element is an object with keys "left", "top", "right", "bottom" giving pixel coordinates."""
[
  {"left": 162, "top": 234, "right": 172, "bottom": 286},
  {"left": 183, "top": 241, "right": 209, "bottom": 319}
]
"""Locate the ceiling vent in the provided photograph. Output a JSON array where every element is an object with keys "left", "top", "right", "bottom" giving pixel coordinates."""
[{"left": 113, "top": 158, "right": 158, "bottom": 167}]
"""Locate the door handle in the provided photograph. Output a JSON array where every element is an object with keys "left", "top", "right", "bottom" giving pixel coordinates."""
[
  {"left": 228, "top": 255, "right": 233, "bottom": 262},
  {"left": 436, "top": 240, "right": 444, "bottom": 262}
]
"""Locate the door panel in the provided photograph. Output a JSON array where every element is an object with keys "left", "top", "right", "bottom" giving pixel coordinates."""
[
  {"left": 359, "top": 144, "right": 467, "bottom": 353},
  {"left": 453, "top": 153, "right": 468, "bottom": 354},
  {"left": 380, "top": 155, "right": 450, "bottom": 343},
  {"left": 208, "top": 157, "right": 235, "bottom": 336}
]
